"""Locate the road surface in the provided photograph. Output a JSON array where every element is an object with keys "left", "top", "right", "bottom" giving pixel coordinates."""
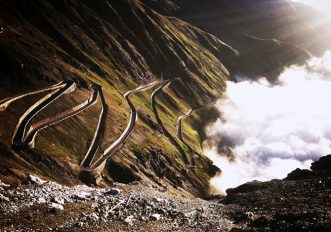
[
  {"left": 176, "top": 102, "right": 216, "bottom": 168},
  {"left": 11, "top": 81, "right": 76, "bottom": 145},
  {"left": 80, "top": 85, "right": 108, "bottom": 168},
  {"left": 0, "top": 82, "right": 65, "bottom": 112},
  {"left": 24, "top": 86, "right": 99, "bottom": 148},
  {"left": 88, "top": 81, "right": 163, "bottom": 171},
  {"left": 151, "top": 79, "right": 190, "bottom": 167}
]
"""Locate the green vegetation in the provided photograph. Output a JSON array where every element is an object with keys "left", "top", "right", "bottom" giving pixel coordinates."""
[{"left": 0, "top": 0, "right": 233, "bottom": 196}]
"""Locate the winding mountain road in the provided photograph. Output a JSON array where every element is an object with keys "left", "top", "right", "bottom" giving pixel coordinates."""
[
  {"left": 24, "top": 86, "right": 99, "bottom": 148},
  {"left": 2, "top": 77, "right": 216, "bottom": 180},
  {"left": 88, "top": 81, "right": 163, "bottom": 171},
  {"left": 80, "top": 85, "right": 108, "bottom": 168},
  {"left": 11, "top": 81, "right": 76, "bottom": 145},
  {"left": 176, "top": 102, "right": 216, "bottom": 168},
  {"left": 151, "top": 79, "right": 190, "bottom": 167},
  {"left": 0, "top": 82, "right": 65, "bottom": 112}
]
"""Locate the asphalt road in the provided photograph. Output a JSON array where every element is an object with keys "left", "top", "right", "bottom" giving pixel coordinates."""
[
  {"left": 176, "top": 102, "right": 216, "bottom": 168},
  {"left": 24, "top": 86, "right": 99, "bottom": 148},
  {"left": 11, "top": 81, "right": 76, "bottom": 145},
  {"left": 0, "top": 82, "right": 65, "bottom": 112},
  {"left": 88, "top": 81, "right": 163, "bottom": 171},
  {"left": 80, "top": 85, "right": 108, "bottom": 168},
  {"left": 151, "top": 79, "right": 190, "bottom": 167}
]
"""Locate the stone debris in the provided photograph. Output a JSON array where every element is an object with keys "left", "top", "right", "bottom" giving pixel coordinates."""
[
  {"left": 49, "top": 202, "right": 64, "bottom": 211},
  {"left": 52, "top": 196, "right": 65, "bottom": 205},
  {"left": 124, "top": 215, "right": 135, "bottom": 225},
  {"left": 0, "top": 174, "right": 223, "bottom": 231},
  {"left": 1, "top": 165, "right": 330, "bottom": 232},
  {"left": 150, "top": 213, "right": 161, "bottom": 221},
  {"left": 104, "top": 188, "right": 121, "bottom": 196},
  {"left": 27, "top": 174, "right": 46, "bottom": 185},
  {"left": 37, "top": 197, "right": 46, "bottom": 204},
  {"left": 73, "top": 191, "right": 92, "bottom": 200},
  {"left": 0, "top": 180, "right": 10, "bottom": 188},
  {"left": 0, "top": 193, "right": 10, "bottom": 202}
]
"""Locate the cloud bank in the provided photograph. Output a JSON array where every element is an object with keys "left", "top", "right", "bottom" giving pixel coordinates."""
[{"left": 206, "top": 50, "right": 331, "bottom": 194}]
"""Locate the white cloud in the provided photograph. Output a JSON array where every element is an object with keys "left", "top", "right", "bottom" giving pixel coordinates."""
[{"left": 206, "top": 50, "right": 331, "bottom": 194}]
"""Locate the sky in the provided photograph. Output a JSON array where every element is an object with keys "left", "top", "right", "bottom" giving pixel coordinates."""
[
  {"left": 291, "top": 0, "right": 331, "bottom": 14},
  {"left": 205, "top": 50, "right": 331, "bottom": 194}
]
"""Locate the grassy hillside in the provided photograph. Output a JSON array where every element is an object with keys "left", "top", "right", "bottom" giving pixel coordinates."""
[
  {"left": 1, "top": 0, "right": 326, "bottom": 197},
  {"left": 0, "top": 0, "right": 236, "bottom": 196}
]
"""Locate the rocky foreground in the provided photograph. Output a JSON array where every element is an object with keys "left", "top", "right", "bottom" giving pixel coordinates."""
[{"left": 0, "top": 155, "right": 330, "bottom": 232}]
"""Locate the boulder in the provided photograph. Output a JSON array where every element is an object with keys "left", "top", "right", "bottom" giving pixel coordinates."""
[
  {"left": 104, "top": 188, "right": 121, "bottom": 196},
  {"left": 285, "top": 168, "right": 314, "bottom": 180},
  {"left": 311, "top": 155, "right": 331, "bottom": 171},
  {"left": 150, "top": 214, "right": 161, "bottom": 221},
  {"left": 27, "top": 174, "right": 46, "bottom": 185},
  {"left": 124, "top": 215, "right": 134, "bottom": 225},
  {"left": 49, "top": 202, "right": 64, "bottom": 212},
  {"left": 0, "top": 193, "right": 10, "bottom": 202}
]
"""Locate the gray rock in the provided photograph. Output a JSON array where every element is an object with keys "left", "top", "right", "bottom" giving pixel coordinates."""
[
  {"left": 28, "top": 174, "right": 46, "bottom": 185},
  {"left": 0, "top": 180, "right": 10, "bottom": 188},
  {"left": 152, "top": 197, "right": 164, "bottom": 203},
  {"left": 37, "top": 197, "right": 46, "bottom": 204},
  {"left": 74, "top": 221, "right": 84, "bottom": 228},
  {"left": 73, "top": 192, "right": 91, "bottom": 200},
  {"left": 0, "top": 193, "right": 10, "bottom": 202},
  {"left": 53, "top": 196, "right": 65, "bottom": 205},
  {"left": 150, "top": 213, "right": 161, "bottom": 221},
  {"left": 124, "top": 215, "right": 135, "bottom": 225},
  {"left": 88, "top": 213, "right": 99, "bottom": 222},
  {"left": 49, "top": 202, "right": 64, "bottom": 211},
  {"left": 104, "top": 188, "right": 121, "bottom": 196},
  {"left": 130, "top": 181, "right": 140, "bottom": 185}
]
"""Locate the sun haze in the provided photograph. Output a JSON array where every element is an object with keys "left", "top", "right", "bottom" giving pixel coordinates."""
[{"left": 292, "top": 0, "right": 331, "bottom": 14}]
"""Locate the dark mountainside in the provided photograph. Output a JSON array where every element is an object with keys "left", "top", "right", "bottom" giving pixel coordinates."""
[
  {"left": 0, "top": 0, "right": 331, "bottom": 231},
  {"left": 173, "top": 0, "right": 331, "bottom": 82},
  {"left": 0, "top": 0, "right": 233, "bottom": 197}
]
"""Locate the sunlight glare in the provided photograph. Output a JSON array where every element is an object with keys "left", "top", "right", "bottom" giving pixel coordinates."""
[{"left": 291, "top": 0, "right": 331, "bottom": 14}]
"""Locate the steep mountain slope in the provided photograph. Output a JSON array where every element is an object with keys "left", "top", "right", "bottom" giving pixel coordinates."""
[
  {"left": 0, "top": 0, "right": 237, "bottom": 196},
  {"left": 1, "top": 0, "right": 330, "bottom": 197}
]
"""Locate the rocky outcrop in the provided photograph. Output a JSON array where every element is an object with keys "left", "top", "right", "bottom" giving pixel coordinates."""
[
  {"left": 1, "top": 156, "right": 330, "bottom": 231},
  {"left": 286, "top": 154, "right": 331, "bottom": 180},
  {"left": 219, "top": 155, "right": 331, "bottom": 231},
  {"left": 311, "top": 154, "right": 331, "bottom": 171}
]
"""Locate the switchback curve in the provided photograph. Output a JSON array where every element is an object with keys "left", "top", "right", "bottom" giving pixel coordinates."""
[
  {"left": 176, "top": 102, "right": 217, "bottom": 168},
  {"left": 80, "top": 85, "right": 108, "bottom": 168},
  {"left": 0, "top": 82, "right": 65, "bottom": 112},
  {"left": 88, "top": 81, "right": 163, "bottom": 171},
  {"left": 24, "top": 86, "right": 99, "bottom": 148},
  {"left": 11, "top": 81, "right": 76, "bottom": 145},
  {"left": 151, "top": 79, "right": 190, "bottom": 167}
]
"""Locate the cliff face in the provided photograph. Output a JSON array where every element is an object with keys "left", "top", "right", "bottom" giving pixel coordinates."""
[{"left": 0, "top": 0, "right": 330, "bottom": 196}]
